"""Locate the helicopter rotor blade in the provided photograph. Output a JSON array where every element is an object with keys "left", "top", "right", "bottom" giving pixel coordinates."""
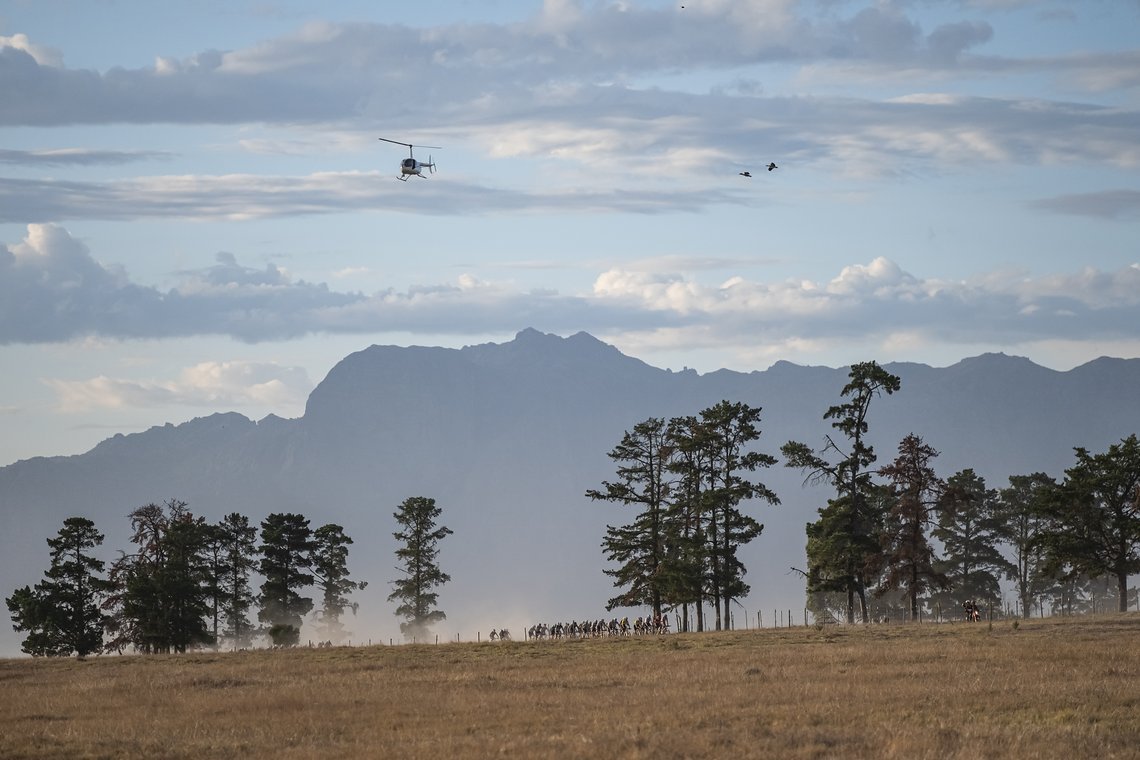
[{"left": 377, "top": 137, "right": 442, "bottom": 150}]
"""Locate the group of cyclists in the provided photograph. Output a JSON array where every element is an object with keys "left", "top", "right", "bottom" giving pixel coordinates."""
[{"left": 524, "top": 615, "right": 671, "bottom": 640}]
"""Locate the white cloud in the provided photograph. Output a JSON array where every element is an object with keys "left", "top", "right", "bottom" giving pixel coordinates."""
[
  {"left": 0, "top": 3, "right": 1135, "bottom": 131},
  {"left": 4, "top": 224, "right": 1138, "bottom": 357},
  {"left": 0, "top": 33, "right": 62, "bottom": 67},
  {"left": 46, "top": 360, "right": 312, "bottom": 413}
]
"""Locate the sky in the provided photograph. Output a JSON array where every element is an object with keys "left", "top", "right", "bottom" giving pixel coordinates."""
[{"left": 1, "top": 0, "right": 1138, "bottom": 467}]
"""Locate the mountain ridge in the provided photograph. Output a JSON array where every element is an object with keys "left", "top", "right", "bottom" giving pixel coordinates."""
[{"left": 2, "top": 330, "right": 1138, "bottom": 653}]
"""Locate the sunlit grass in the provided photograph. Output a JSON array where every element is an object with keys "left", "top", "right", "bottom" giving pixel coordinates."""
[{"left": 2, "top": 615, "right": 1138, "bottom": 758}]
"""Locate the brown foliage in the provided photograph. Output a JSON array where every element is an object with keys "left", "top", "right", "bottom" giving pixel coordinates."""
[{"left": 1, "top": 615, "right": 1138, "bottom": 759}]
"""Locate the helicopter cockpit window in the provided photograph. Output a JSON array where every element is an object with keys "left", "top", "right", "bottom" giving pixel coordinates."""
[{"left": 402, "top": 158, "right": 416, "bottom": 168}]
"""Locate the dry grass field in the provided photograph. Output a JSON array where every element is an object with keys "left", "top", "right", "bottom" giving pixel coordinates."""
[{"left": 1, "top": 614, "right": 1138, "bottom": 759}]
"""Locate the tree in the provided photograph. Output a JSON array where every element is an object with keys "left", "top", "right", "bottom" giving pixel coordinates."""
[
  {"left": 697, "top": 401, "right": 778, "bottom": 630},
  {"left": 663, "top": 414, "right": 713, "bottom": 632},
  {"left": 931, "top": 469, "right": 1013, "bottom": 615},
  {"left": 258, "top": 513, "right": 317, "bottom": 639},
  {"left": 586, "top": 418, "right": 673, "bottom": 617},
  {"left": 311, "top": 523, "right": 367, "bottom": 643},
  {"left": 388, "top": 496, "right": 452, "bottom": 641},
  {"left": 1034, "top": 434, "right": 1140, "bottom": 613},
  {"left": 106, "top": 501, "right": 214, "bottom": 654},
  {"left": 996, "top": 473, "right": 1055, "bottom": 619},
  {"left": 216, "top": 513, "right": 258, "bottom": 649},
  {"left": 6, "top": 517, "right": 109, "bottom": 657},
  {"left": 783, "top": 361, "right": 900, "bottom": 623},
  {"left": 877, "top": 434, "right": 948, "bottom": 621}
]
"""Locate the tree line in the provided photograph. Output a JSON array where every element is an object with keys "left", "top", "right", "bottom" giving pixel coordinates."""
[
  {"left": 590, "top": 363, "right": 1140, "bottom": 627},
  {"left": 6, "top": 496, "right": 453, "bottom": 657},
  {"left": 9, "top": 362, "right": 1138, "bottom": 656}
]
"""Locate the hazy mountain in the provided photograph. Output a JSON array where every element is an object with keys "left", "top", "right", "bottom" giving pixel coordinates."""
[{"left": 3, "top": 328, "right": 1139, "bottom": 653}]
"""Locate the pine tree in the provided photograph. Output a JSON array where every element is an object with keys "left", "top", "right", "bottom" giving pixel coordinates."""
[
  {"left": 258, "top": 513, "right": 316, "bottom": 640},
  {"left": 388, "top": 496, "right": 452, "bottom": 641},
  {"left": 216, "top": 512, "right": 258, "bottom": 649},
  {"left": 697, "top": 401, "right": 778, "bottom": 630},
  {"left": 878, "top": 434, "right": 949, "bottom": 621},
  {"left": 931, "top": 469, "right": 1014, "bottom": 616},
  {"left": 311, "top": 523, "right": 367, "bottom": 643},
  {"left": 997, "top": 473, "right": 1055, "bottom": 618},
  {"left": 106, "top": 501, "right": 213, "bottom": 654},
  {"left": 1034, "top": 434, "right": 1140, "bottom": 613},
  {"left": 6, "top": 517, "right": 109, "bottom": 657},
  {"left": 663, "top": 415, "right": 712, "bottom": 632},
  {"left": 586, "top": 417, "right": 673, "bottom": 617},
  {"left": 783, "top": 361, "right": 900, "bottom": 623}
]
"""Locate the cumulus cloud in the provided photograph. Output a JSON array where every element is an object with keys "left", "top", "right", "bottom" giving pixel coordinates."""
[
  {"left": 46, "top": 360, "right": 312, "bottom": 413},
  {"left": 3, "top": 224, "right": 1138, "bottom": 356}
]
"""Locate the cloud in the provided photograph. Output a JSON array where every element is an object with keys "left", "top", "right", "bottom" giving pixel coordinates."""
[
  {"left": 46, "top": 360, "right": 313, "bottom": 413},
  {"left": 0, "top": 4, "right": 1134, "bottom": 131},
  {"left": 3, "top": 225, "right": 1139, "bottom": 357},
  {"left": 0, "top": 33, "right": 61, "bottom": 67},
  {"left": 0, "top": 148, "right": 171, "bottom": 166},
  {"left": 0, "top": 171, "right": 750, "bottom": 222},
  {"left": 1031, "top": 190, "right": 1140, "bottom": 220}
]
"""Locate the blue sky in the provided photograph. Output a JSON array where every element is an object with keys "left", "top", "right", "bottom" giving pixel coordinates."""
[{"left": 1, "top": 0, "right": 1138, "bottom": 466}]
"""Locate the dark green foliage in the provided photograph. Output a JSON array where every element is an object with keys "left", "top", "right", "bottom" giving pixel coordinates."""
[
  {"left": 877, "top": 434, "right": 949, "bottom": 621},
  {"left": 586, "top": 417, "right": 673, "bottom": 616},
  {"left": 267, "top": 623, "right": 301, "bottom": 648},
  {"left": 997, "top": 473, "right": 1056, "bottom": 618},
  {"left": 1033, "top": 434, "right": 1140, "bottom": 613},
  {"left": 662, "top": 415, "right": 713, "bottom": 632},
  {"left": 930, "top": 469, "right": 1014, "bottom": 613},
  {"left": 215, "top": 513, "right": 258, "bottom": 649},
  {"left": 388, "top": 497, "right": 452, "bottom": 641},
  {"left": 784, "top": 361, "right": 900, "bottom": 623},
  {"left": 696, "top": 401, "right": 778, "bottom": 630},
  {"left": 311, "top": 523, "right": 367, "bottom": 643},
  {"left": 258, "top": 513, "right": 316, "bottom": 632},
  {"left": 590, "top": 403, "right": 777, "bottom": 632},
  {"left": 105, "top": 501, "right": 214, "bottom": 654},
  {"left": 6, "top": 517, "right": 109, "bottom": 657}
]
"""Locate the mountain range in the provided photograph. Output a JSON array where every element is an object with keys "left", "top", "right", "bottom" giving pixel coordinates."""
[{"left": 3, "top": 328, "right": 1139, "bottom": 653}]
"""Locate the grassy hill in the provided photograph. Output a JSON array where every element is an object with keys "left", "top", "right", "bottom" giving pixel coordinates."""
[{"left": 2, "top": 614, "right": 1138, "bottom": 759}]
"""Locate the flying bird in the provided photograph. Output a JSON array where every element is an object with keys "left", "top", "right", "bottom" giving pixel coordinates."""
[
  {"left": 767, "top": 162, "right": 778, "bottom": 171},
  {"left": 739, "top": 171, "right": 752, "bottom": 177}
]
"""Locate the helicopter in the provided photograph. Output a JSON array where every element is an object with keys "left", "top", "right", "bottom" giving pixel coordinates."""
[{"left": 378, "top": 137, "right": 441, "bottom": 181}]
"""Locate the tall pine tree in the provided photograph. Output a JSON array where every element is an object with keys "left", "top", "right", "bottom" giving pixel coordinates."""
[
  {"left": 6, "top": 517, "right": 109, "bottom": 657},
  {"left": 783, "top": 361, "right": 900, "bottom": 623},
  {"left": 878, "top": 434, "right": 948, "bottom": 621},
  {"left": 586, "top": 417, "right": 673, "bottom": 617},
  {"left": 388, "top": 497, "right": 451, "bottom": 641},
  {"left": 311, "top": 523, "right": 367, "bottom": 643},
  {"left": 1034, "top": 434, "right": 1140, "bottom": 613},
  {"left": 931, "top": 469, "right": 1013, "bottom": 615},
  {"left": 997, "top": 473, "right": 1055, "bottom": 618},
  {"left": 258, "top": 513, "right": 316, "bottom": 642},
  {"left": 106, "top": 501, "right": 213, "bottom": 654},
  {"left": 213, "top": 513, "right": 258, "bottom": 649}
]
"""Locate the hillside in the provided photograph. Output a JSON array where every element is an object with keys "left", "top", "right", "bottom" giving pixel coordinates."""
[{"left": 3, "top": 329, "right": 1139, "bottom": 653}]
